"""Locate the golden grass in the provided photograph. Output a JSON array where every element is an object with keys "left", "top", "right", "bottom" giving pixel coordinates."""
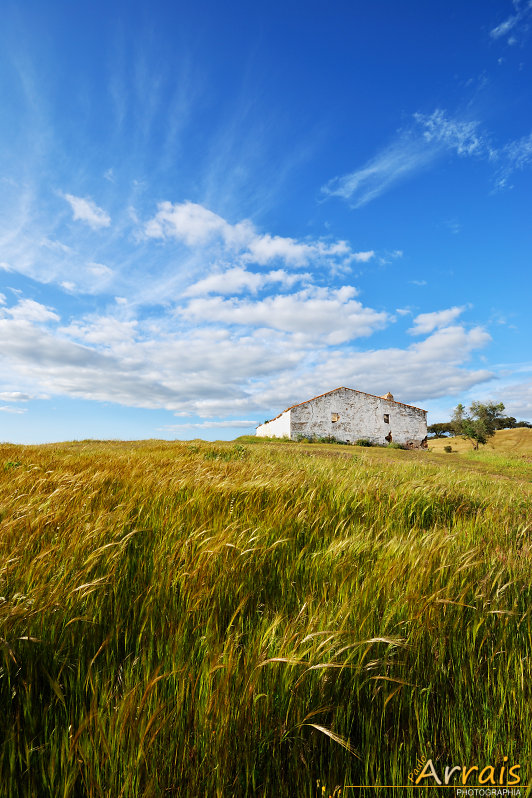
[
  {"left": 429, "top": 427, "right": 532, "bottom": 454},
  {"left": 0, "top": 439, "right": 530, "bottom": 797}
]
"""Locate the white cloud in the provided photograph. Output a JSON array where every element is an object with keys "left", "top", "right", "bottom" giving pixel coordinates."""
[
  {"left": 144, "top": 200, "right": 357, "bottom": 269},
  {"left": 322, "top": 109, "right": 492, "bottom": 207},
  {"left": 182, "top": 286, "right": 389, "bottom": 344},
  {"left": 271, "top": 325, "right": 493, "bottom": 410},
  {"left": 63, "top": 193, "right": 111, "bottom": 229},
  {"left": 496, "top": 131, "right": 532, "bottom": 187},
  {"left": 183, "top": 267, "right": 309, "bottom": 297},
  {"left": 408, "top": 306, "right": 466, "bottom": 335},
  {"left": 0, "top": 391, "right": 32, "bottom": 402},
  {"left": 1, "top": 298, "right": 59, "bottom": 323},
  {"left": 87, "top": 262, "right": 113, "bottom": 279},
  {"left": 160, "top": 420, "right": 258, "bottom": 431},
  {"left": 0, "top": 293, "right": 494, "bottom": 420},
  {"left": 353, "top": 250, "right": 375, "bottom": 262},
  {"left": 60, "top": 316, "right": 138, "bottom": 345},
  {"left": 0, "top": 293, "right": 5, "bottom": 305},
  {"left": 40, "top": 238, "right": 74, "bottom": 254},
  {"left": 0, "top": 405, "right": 27, "bottom": 414},
  {"left": 488, "top": 376, "right": 532, "bottom": 419},
  {"left": 145, "top": 200, "right": 249, "bottom": 246},
  {"left": 490, "top": 1, "right": 532, "bottom": 43},
  {"left": 322, "top": 133, "right": 437, "bottom": 207},
  {"left": 414, "top": 110, "right": 490, "bottom": 158},
  {"left": 505, "top": 131, "right": 532, "bottom": 170}
]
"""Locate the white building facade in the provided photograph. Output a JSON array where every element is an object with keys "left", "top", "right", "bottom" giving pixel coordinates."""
[{"left": 256, "top": 387, "right": 427, "bottom": 448}]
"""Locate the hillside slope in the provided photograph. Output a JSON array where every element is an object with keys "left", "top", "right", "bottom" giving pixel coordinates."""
[{"left": 429, "top": 426, "right": 532, "bottom": 454}]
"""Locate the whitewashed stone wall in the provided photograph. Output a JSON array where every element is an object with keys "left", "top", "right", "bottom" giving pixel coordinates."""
[
  {"left": 255, "top": 409, "right": 291, "bottom": 438},
  {"left": 290, "top": 388, "right": 426, "bottom": 446},
  {"left": 256, "top": 388, "right": 427, "bottom": 447}
]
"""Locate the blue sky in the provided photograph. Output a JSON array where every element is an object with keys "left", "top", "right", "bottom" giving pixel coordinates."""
[{"left": 1, "top": 0, "right": 531, "bottom": 443}]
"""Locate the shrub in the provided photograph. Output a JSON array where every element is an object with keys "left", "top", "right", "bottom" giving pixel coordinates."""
[
  {"left": 3, "top": 460, "right": 22, "bottom": 471},
  {"left": 386, "top": 442, "right": 404, "bottom": 450},
  {"left": 444, "top": 445, "right": 453, "bottom": 453},
  {"left": 355, "top": 439, "right": 373, "bottom": 447}
]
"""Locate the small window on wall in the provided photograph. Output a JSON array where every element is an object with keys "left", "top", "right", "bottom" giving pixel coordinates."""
[
  {"left": 331, "top": 412, "right": 340, "bottom": 422},
  {"left": 384, "top": 414, "right": 390, "bottom": 423}
]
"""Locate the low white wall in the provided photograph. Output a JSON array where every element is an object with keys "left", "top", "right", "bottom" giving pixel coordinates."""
[{"left": 256, "top": 410, "right": 291, "bottom": 438}]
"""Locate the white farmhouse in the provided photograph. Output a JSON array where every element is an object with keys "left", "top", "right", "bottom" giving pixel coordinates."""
[{"left": 256, "top": 386, "right": 428, "bottom": 448}]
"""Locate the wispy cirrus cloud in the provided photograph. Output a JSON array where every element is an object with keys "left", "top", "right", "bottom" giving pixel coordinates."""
[
  {"left": 490, "top": 0, "right": 532, "bottom": 44},
  {"left": 63, "top": 193, "right": 111, "bottom": 229},
  {"left": 323, "top": 106, "right": 532, "bottom": 207},
  {"left": 0, "top": 405, "right": 27, "bottom": 414},
  {"left": 160, "top": 419, "right": 258, "bottom": 431},
  {"left": 496, "top": 131, "right": 532, "bottom": 188},
  {"left": 321, "top": 133, "right": 437, "bottom": 208},
  {"left": 322, "top": 110, "right": 492, "bottom": 208}
]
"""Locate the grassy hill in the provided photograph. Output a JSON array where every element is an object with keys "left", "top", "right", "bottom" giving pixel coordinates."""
[
  {"left": 0, "top": 439, "right": 530, "bottom": 796},
  {"left": 429, "top": 426, "right": 532, "bottom": 454}
]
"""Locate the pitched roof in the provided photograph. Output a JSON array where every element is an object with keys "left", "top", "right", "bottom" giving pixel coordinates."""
[{"left": 257, "top": 386, "right": 426, "bottom": 427}]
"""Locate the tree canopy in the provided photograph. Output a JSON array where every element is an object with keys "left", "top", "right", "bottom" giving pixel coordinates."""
[
  {"left": 451, "top": 401, "right": 505, "bottom": 450},
  {"left": 427, "top": 422, "right": 454, "bottom": 438}
]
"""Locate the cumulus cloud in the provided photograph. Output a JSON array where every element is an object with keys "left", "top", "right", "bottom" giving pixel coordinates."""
[
  {"left": 183, "top": 286, "right": 389, "bottom": 344},
  {"left": 63, "top": 194, "right": 111, "bottom": 229},
  {"left": 183, "top": 267, "right": 310, "bottom": 297},
  {"left": 488, "top": 376, "right": 532, "bottom": 419},
  {"left": 353, "top": 250, "right": 375, "bottom": 262},
  {"left": 60, "top": 316, "right": 139, "bottom": 345},
  {"left": 0, "top": 391, "right": 32, "bottom": 401},
  {"left": 408, "top": 306, "right": 466, "bottom": 335},
  {"left": 144, "top": 200, "right": 356, "bottom": 269},
  {"left": 1, "top": 298, "right": 59, "bottom": 323},
  {"left": 0, "top": 286, "right": 495, "bottom": 421},
  {"left": 268, "top": 325, "right": 493, "bottom": 411}
]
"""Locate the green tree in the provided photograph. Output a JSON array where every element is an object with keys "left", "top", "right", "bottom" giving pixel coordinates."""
[
  {"left": 427, "top": 422, "right": 454, "bottom": 438},
  {"left": 451, "top": 401, "right": 505, "bottom": 450},
  {"left": 494, "top": 416, "right": 517, "bottom": 430}
]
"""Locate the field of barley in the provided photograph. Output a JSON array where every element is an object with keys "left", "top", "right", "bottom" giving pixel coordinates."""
[{"left": 0, "top": 437, "right": 531, "bottom": 797}]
